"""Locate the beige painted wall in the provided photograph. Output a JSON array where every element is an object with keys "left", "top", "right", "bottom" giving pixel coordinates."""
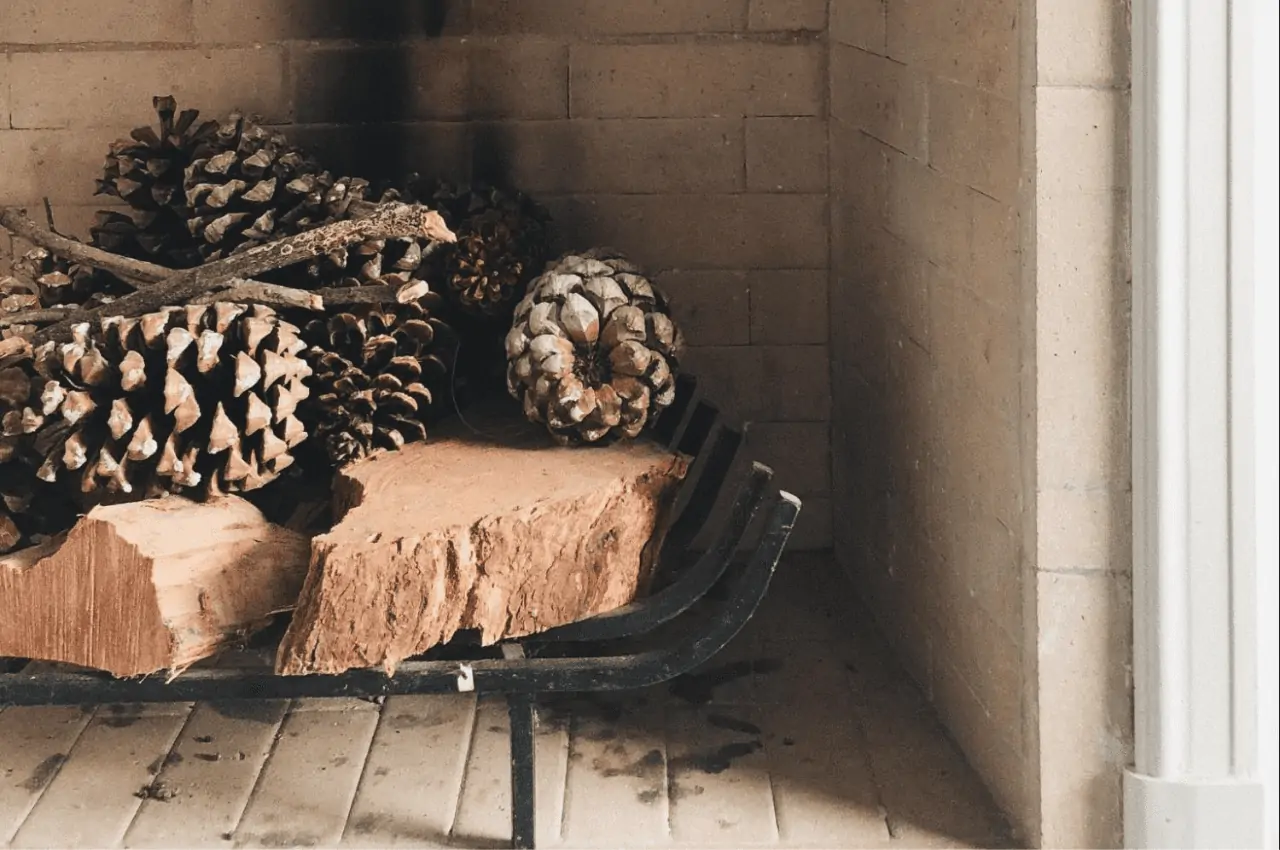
[{"left": 828, "top": 0, "right": 1133, "bottom": 845}]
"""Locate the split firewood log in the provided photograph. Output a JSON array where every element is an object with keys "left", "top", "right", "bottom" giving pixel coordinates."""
[
  {"left": 276, "top": 407, "right": 690, "bottom": 676},
  {"left": 0, "top": 495, "right": 310, "bottom": 678}
]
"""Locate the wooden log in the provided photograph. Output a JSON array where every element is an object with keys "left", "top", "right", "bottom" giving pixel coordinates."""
[
  {"left": 0, "top": 496, "right": 310, "bottom": 678},
  {"left": 276, "top": 415, "right": 690, "bottom": 676}
]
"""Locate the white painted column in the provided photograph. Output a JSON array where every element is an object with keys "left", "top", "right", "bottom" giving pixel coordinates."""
[
  {"left": 1249, "top": 2, "right": 1279, "bottom": 846},
  {"left": 1127, "top": 0, "right": 1275, "bottom": 847}
]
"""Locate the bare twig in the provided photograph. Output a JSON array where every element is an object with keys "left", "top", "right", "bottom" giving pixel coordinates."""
[
  {"left": 190, "top": 280, "right": 324, "bottom": 311},
  {"left": 0, "top": 307, "right": 75, "bottom": 329},
  {"left": 311, "top": 285, "right": 400, "bottom": 306},
  {"left": 42, "top": 198, "right": 59, "bottom": 236},
  {"left": 180, "top": 202, "right": 457, "bottom": 286},
  {"left": 30, "top": 203, "right": 457, "bottom": 345},
  {"left": 0, "top": 208, "right": 170, "bottom": 285}
]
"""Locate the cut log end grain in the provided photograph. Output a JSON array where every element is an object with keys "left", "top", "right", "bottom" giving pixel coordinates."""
[
  {"left": 0, "top": 496, "right": 310, "bottom": 678},
  {"left": 276, "top": 410, "right": 690, "bottom": 677}
]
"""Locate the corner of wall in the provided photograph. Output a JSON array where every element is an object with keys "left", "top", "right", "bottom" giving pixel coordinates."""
[
  {"left": 1016, "top": 0, "right": 1044, "bottom": 840},
  {"left": 1030, "top": 0, "right": 1134, "bottom": 845}
]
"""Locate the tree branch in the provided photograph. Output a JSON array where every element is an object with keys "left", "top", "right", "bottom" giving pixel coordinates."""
[
  {"left": 42, "top": 199, "right": 59, "bottom": 236},
  {"left": 311, "top": 285, "right": 400, "bottom": 306},
  {"left": 0, "top": 307, "right": 74, "bottom": 330},
  {"left": 0, "top": 208, "right": 171, "bottom": 286},
  {"left": 28, "top": 203, "right": 456, "bottom": 345},
  {"left": 180, "top": 202, "right": 456, "bottom": 287},
  {"left": 190, "top": 280, "right": 324, "bottom": 311}
]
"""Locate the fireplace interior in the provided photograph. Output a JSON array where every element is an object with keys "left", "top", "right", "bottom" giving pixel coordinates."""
[{"left": 0, "top": 1, "right": 1133, "bottom": 848}]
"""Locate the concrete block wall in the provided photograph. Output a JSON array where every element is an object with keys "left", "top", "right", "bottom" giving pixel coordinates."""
[
  {"left": 0, "top": 0, "right": 832, "bottom": 548},
  {"left": 829, "top": 0, "right": 1132, "bottom": 845},
  {"left": 828, "top": 0, "right": 1032, "bottom": 829}
]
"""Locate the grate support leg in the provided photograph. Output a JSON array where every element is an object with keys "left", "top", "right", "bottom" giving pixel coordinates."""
[{"left": 507, "top": 691, "right": 536, "bottom": 849}]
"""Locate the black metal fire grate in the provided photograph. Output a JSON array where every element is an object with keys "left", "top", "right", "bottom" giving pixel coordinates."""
[{"left": 0, "top": 374, "right": 802, "bottom": 849}]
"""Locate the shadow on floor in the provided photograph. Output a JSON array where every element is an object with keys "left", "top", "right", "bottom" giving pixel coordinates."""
[{"left": 520, "top": 552, "right": 1018, "bottom": 849}]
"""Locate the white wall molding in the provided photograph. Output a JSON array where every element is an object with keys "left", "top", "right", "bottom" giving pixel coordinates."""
[
  {"left": 1127, "top": 0, "right": 1273, "bottom": 846},
  {"left": 1248, "top": 0, "right": 1280, "bottom": 844}
]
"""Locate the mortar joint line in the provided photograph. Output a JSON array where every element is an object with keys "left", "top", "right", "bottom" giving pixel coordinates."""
[
  {"left": 226, "top": 698, "right": 293, "bottom": 842},
  {"left": 445, "top": 693, "right": 481, "bottom": 841},
  {"left": 2, "top": 703, "right": 96, "bottom": 846},
  {"left": 118, "top": 702, "right": 198, "bottom": 847},
  {"left": 336, "top": 700, "right": 387, "bottom": 845}
]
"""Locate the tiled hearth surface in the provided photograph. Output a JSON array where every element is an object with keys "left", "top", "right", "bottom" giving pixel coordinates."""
[{"left": 0, "top": 555, "right": 1013, "bottom": 849}]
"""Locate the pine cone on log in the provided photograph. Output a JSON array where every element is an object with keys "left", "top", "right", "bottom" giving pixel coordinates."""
[
  {"left": 505, "top": 248, "right": 683, "bottom": 445},
  {"left": 422, "top": 180, "right": 552, "bottom": 320},
  {"left": 92, "top": 95, "right": 222, "bottom": 268},
  {"left": 1, "top": 304, "right": 313, "bottom": 530},
  {"left": 300, "top": 287, "right": 459, "bottom": 467}
]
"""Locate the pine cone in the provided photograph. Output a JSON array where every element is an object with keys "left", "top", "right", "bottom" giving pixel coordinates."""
[
  {"left": 1, "top": 246, "right": 125, "bottom": 315},
  {"left": 0, "top": 507, "right": 19, "bottom": 553},
  {"left": 182, "top": 114, "right": 332, "bottom": 262},
  {"left": 0, "top": 304, "right": 313, "bottom": 524},
  {"left": 0, "top": 452, "right": 79, "bottom": 554},
  {"left": 92, "top": 95, "right": 221, "bottom": 268},
  {"left": 505, "top": 248, "right": 683, "bottom": 445},
  {"left": 423, "top": 181, "right": 552, "bottom": 320},
  {"left": 300, "top": 290, "right": 458, "bottom": 467},
  {"left": 2, "top": 381, "right": 82, "bottom": 552}
]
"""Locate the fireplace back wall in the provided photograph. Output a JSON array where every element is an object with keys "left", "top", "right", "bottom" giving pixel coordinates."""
[{"left": 0, "top": 0, "right": 833, "bottom": 550}]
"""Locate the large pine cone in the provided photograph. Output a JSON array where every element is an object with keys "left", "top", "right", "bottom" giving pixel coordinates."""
[
  {"left": 92, "top": 95, "right": 222, "bottom": 268},
  {"left": 423, "top": 181, "right": 552, "bottom": 320},
  {"left": 182, "top": 114, "right": 333, "bottom": 262},
  {"left": 505, "top": 248, "right": 683, "bottom": 445},
  {"left": 0, "top": 304, "right": 313, "bottom": 543},
  {"left": 300, "top": 291, "right": 458, "bottom": 467}
]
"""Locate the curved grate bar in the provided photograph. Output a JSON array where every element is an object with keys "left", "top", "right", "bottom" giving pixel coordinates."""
[
  {"left": 675, "top": 398, "right": 718, "bottom": 457},
  {"left": 651, "top": 373, "right": 699, "bottom": 447},
  {"left": 664, "top": 418, "right": 745, "bottom": 557}
]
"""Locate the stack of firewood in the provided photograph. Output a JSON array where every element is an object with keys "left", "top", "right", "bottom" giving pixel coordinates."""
[{"left": 0, "top": 95, "right": 692, "bottom": 681}]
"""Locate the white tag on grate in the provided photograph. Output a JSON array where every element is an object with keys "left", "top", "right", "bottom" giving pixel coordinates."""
[{"left": 456, "top": 663, "right": 475, "bottom": 692}]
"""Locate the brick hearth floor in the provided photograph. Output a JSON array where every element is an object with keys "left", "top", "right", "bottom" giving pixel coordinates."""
[{"left": 0, "top": 555, "right": 1013, "bottom": 849}]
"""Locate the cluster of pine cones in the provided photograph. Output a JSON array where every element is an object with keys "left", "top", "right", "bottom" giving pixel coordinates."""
[
  {"left": 1, "top": 95, "right": 558, "bottom": 553},
  {"left": 2, "top": 95, "right": 688, "bottom": 554}
]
